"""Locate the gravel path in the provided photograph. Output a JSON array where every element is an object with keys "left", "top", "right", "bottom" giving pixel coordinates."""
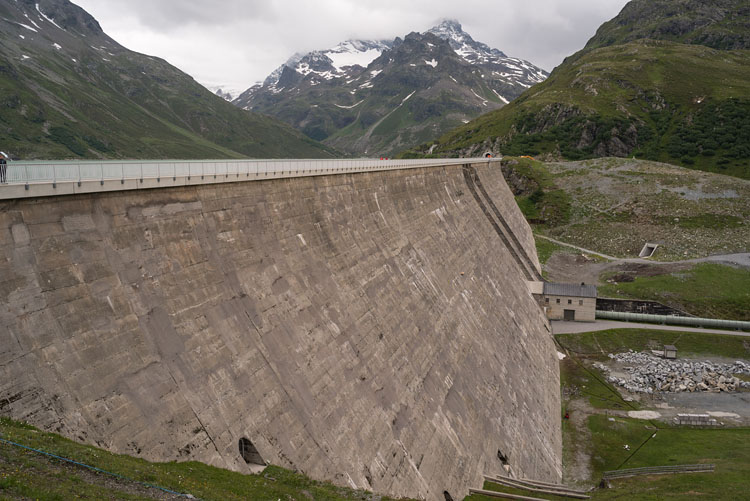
[{"left": 538, "top": 234, "right": 750, "bottom": 268}]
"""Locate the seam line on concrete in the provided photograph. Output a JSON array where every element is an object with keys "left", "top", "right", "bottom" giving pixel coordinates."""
[
  {"left": 471, "top": 168, "right": 542, "bottom": 281},
  {"left": 462, "top": 165, "right": 537, "bottom": 281}
]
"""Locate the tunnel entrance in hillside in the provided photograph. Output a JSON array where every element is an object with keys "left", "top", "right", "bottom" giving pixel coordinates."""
[
  {"left": 239, "top": 437, "right": 264, "bottom": 466},
  {"left": 639, "top": 243, "right": 659, "bottom": 258}
]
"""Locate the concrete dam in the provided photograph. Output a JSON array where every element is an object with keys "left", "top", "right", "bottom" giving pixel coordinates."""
[{"left": 0, "top": 159, "right": 561, "bottom": 500}]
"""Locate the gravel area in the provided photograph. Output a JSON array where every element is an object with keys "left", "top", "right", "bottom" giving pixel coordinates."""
[{"left": 593, "top": 351, "right": 750, "bottom": 394}]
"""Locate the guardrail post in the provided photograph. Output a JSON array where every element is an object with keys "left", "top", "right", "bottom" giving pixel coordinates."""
[
  {"left": 25, "top": 164, "right": 30, "bottom": 190},
  {"left": 121, "top": 163, "right": 124, "bottom": 184},
  {"left": 140, "top": 163, "right": 143, "bottom": 183},
  {"left": 100, "top": 163, "right": 104, "bottom": 185},
  {"left": 53, "top": 164, "right": 57, "bottom": 189}
]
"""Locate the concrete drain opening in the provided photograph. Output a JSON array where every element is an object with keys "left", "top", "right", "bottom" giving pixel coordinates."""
[
  {"left": 639, "top": 243, "right": 659, "bottom": 258},
  {"left": 443, "top": 491, "right": 454, "bottom": 501},
  {"left": 497, "top": 449, "right": 509, "bottom": 466},
  {"left": 239, "top": 437, "right": 264, "bottom": 466}
]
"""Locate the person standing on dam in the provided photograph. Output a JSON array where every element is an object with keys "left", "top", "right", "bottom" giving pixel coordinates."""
[{"left": 0, "top": 152, "right": 7, "bottom": 184}]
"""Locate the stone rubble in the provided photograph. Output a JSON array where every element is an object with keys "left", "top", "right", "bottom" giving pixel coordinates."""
[{"left": 593, "top": 351, "right": 750, "bottom": 394}]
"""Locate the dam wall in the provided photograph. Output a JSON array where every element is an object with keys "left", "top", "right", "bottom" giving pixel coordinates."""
[{"left": 0, "top": 162, "right": 561, "bottom": 500}]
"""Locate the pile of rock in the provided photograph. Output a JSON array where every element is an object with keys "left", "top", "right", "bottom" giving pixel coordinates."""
[{"left": 593, "top": 351, "right": 750, "bottom": 394}]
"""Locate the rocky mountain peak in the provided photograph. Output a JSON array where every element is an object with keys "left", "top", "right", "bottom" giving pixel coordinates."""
[
  {"left": 584, "top": 0, "right": 750, "bottom": 51},
  {"left": 14, "top": 0, "right": 107, "bottom": 39},
  {"left": 233, "top": 21, "right": 549, "bottom": 156}
]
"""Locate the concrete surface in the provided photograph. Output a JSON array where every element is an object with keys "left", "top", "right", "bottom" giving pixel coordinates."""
[{"left": 0, "top": 162, "right": 560, "bottom": 500}]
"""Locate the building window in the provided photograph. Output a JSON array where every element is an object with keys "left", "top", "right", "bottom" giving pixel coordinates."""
[
  {"left": 579, "top": 299, "right": 584, "bottom": 306},
  {"left": 567, "top": 299, "right": 572, "bottom": 305},
  {"left": 556, "top": 298, "right": 560, "bottom": 304},
  {"left": 545, "top": 297, "right": 549, "bottom": 303}
]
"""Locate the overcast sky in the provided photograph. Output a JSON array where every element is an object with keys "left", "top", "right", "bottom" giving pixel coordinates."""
[{"left": 73, "top": 0, "right": 630, "bottom": 95}]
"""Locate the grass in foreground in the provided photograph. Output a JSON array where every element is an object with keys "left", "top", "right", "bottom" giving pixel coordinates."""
[
  {"left": 556, "top": 329, "right": 750, "bottom": 360},
  {"left": 0, "top": 418, "right": 404, "bottom": 501},
  {"left": 598, "top": 263, "right": 750, "bottom": 321},
  {"left": 555, "top": 329, "right": 750, "bottom": 500},
  {"left": 588, "top": 416, "right": 750, "bottom": 500}
]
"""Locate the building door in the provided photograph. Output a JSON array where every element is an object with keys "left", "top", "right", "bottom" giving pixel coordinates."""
[{"left": 564, "top": 309, "right": 575, "bottom": 321}]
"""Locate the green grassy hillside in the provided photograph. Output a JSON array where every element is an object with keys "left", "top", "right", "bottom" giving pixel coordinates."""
[
  {"left": 0, "top": 0, "right": 337, "bottom": 160},
  {"left": 403, "top": 0, "right": 750, "bottom": 179},
  {"left": 0, "top": 417, "right": 406, "bottom": 501},
  {"left": 405, "top": 40, "right": 750, "bottom": 179},
  {"left": 584, "top": 0, "right": 750, "bottom": 52}
]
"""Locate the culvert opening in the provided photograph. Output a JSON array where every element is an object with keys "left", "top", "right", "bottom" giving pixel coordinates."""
[
  {"left": 443, "top": 491, "right": 454, "bottom": 501},
  {"left": 239, "top": 437, "right": 264, "bottom": 466},
  {"left": 639, "top": 243, "right": 659, "bottom": 258},
  {"left": 497, "top": 449, "right": 509, "bottom": 466}
]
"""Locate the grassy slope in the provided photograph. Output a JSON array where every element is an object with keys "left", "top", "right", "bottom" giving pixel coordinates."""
[
  {"left": 556, "top": 328, "right": 750, "bottom": 359},
  {"left": 598, "top": 263, "right": 750, "bottom": 321},
  {"left": 0, "top": 418, "right": 406, "bottom": 501},
  {"left": 408, "top": 41, "right": 750, "bottom": 179},
  {"left": 0, "top": 9, "right": 337, "bottom": 160},
  {"left": 506, "top": 156, "right": 750, "bottom": 260},
  {"left": 584, "top": 0, "right": 750, "bottom": 52},
  {"left": 588, "top": 416, "right": 750, "bottom": 500}
]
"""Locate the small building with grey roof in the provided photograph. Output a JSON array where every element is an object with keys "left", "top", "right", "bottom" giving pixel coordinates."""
[{"left": 542, "top": 283, "right": 597, "bottom": 322}]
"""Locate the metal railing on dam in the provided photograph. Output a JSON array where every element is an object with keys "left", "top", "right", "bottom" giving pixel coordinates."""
[{"left": 0, "top": 158, "right": 498, "bottom": 200}]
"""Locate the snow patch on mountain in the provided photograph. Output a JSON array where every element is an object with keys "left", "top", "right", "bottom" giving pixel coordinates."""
[
  {"left": 401, "top": 91, "right": 416, "bottom": 104},
  {"left": 262, "top": 39, "right": 392, "bottom": 89},
  {"left": 327, "top": 40, "right": 387, "bottom": 71},
  {"left": 491, "top": 89, "right": 509, "bottom": 104},
  {"left": 335, "top": 99, "right": 365, "bottom": 109},
  {"left": 425, "top": 59, "right": 438, "bottom": 67},
  {"left": 24, "top": 13, "right": 41, "bottom": 30},
  {"left": 17, "top": 22, "right": 38, "bottom": 32},
  {"left": 471, "top": 89, "right": 488, "bottom": 106},
  {"left": 36, "top": 3, "right": 65, "bottom": 31}
]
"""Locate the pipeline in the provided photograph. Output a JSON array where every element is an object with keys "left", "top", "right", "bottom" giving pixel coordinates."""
[{"left": 595, "top": 310, "right": 750, "bottom": 332}]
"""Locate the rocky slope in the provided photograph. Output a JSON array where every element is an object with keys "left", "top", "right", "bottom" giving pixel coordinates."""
[
  {"left": 234, "top": 20, "right": 547, "bottom": 156},
  {"left": 0, "top": 0, "right": 336, "bottom": 159},
  {"left": 409, "top": 0, "right": 750, "bottom": 180}
]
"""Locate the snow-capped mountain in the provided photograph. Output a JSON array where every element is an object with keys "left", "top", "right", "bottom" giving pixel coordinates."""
[
  {"left": 428, "top": 20, "right": 547, "bottom": 88},
  {"left": 207, "top": 85, "right": 250, "bottom": 101},
  {"left": 233, "top": 20, "right": 549, "bottom": 156}
]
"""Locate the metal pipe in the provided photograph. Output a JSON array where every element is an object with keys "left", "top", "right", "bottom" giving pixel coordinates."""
[{"left": 596, "top": 310, "right": 750, "bottom": 331}]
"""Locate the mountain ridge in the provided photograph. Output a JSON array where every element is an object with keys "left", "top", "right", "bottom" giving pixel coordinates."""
[
  {"left": 406, "top": 1, "right": 750, "bottom": 179},
  {"left": 232, "top": 20, "right": 548, "bottom": 156},
  {"left": 0, "top": 0, "right": 337, "bottom": 159}
]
